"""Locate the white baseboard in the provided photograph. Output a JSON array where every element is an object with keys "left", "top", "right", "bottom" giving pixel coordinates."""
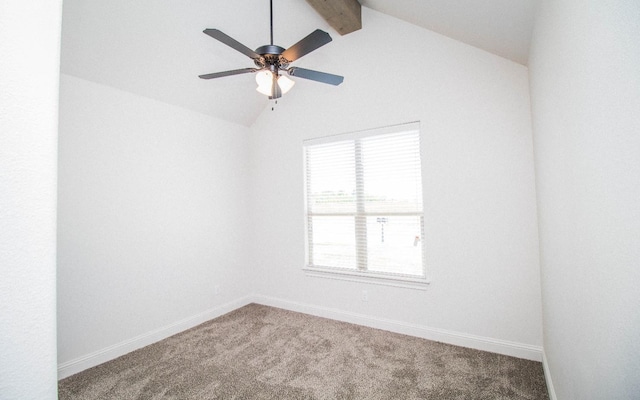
[
  {"left": 542, "top": 351, "right": 557, "bottom": 400},
  {"left": 253, "top": 295, "right": 543, "bottom": 362},
  {"left": 59, "top": 294, "right": 544, "bottom": 380},
  {"left": 57, "top": 296, "right": 253, "bottom": 380}
]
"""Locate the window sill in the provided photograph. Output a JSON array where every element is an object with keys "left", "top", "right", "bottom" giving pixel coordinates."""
[{"left": 303, "top": 266, "right": 430, "bottom": 290}]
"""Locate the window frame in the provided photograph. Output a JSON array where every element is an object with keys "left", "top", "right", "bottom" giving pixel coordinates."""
[{"left": 302, "top": 122, "right": 430, "bottom": 288}]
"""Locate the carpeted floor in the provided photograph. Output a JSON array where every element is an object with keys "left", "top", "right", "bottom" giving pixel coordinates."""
[{"left": 59, "top": 304, "right": 549, "bottom": 399}]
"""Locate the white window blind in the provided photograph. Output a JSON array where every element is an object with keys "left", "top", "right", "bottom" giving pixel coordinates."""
[{"left": 303, "top": 122, "right": 426, "bottom": 281}]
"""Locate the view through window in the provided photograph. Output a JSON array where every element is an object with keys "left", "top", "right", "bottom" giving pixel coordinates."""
[{"left": 303, "top": 122, "right": 426, "bottom": 282}]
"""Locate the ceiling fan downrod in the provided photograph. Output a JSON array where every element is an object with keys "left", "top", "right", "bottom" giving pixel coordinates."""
[
  {"left": 256, "top": 0, "right": 286, "bottom": 72},
  {"left": 270, "top": 0, "right": 274, "bottom": 46}
]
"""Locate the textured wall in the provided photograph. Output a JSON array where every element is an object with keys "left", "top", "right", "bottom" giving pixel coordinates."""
[
  {"left": 0, "top": 0, "right": 62, "bottom": 398},
  {"left": 529, "top": 0, "right": 640, "bottom": 398}
]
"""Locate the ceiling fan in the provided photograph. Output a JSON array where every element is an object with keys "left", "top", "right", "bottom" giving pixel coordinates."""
[{"left": 199, "top": 0, "right": 344, "bottom": 99}]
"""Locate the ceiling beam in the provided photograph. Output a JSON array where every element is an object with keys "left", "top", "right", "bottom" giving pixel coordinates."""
[{"left": 306, "top": 0, "right": 361, "bottom": 36}]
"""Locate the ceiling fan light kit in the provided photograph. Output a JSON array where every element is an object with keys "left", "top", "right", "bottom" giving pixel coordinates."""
[
  {"left": 255, "top": 70, "right": 295, "bottom": 97},
  {"left": 199, "top": 0, "right": 343, "bottom": 99}
]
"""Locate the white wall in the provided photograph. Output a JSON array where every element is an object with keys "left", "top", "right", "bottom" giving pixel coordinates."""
[
  {"left": 250, "top": 8, "right": 543, "bottom": 355},
  {"left": 55, "top": 1, "right": 544, "bottom": 382},
  {"left": 529, "top": 0, "right": 640, "bottom": 398},
  {"left": 0, "top": 0, "right": 61, "bottom": 399},
  {"left": 57, "top": 75, "right": 254, "bottom": 373}
]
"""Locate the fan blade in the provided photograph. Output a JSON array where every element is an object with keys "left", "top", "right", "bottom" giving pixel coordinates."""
[
  {"left": 280, "top": 29, "right": 332, "bottom": 63},
  {"left": 203, "top": 29, "right": 262, "bottom": 61},
  {"left": 288, "top": 67, "right": 344, "bottom": 86},
  {"left": 199, "top": 68, "right": 257, "bottom": 80}
]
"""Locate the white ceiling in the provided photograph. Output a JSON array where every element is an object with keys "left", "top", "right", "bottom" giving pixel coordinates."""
[
  {"left": 360, "top": 0, "right": 539, "bottom": 66},
  {"left": 60, "top": 0, "right": 539, "bottom": 128}
]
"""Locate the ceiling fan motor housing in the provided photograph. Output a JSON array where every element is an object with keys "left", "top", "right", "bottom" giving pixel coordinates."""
[{"left": 254, "top": 45, "right": 289, "bottom": 71}]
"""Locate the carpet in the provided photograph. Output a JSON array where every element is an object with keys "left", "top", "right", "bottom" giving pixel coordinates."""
[{"left": 58, "top": 304, "right": 549, "bottom": 399}]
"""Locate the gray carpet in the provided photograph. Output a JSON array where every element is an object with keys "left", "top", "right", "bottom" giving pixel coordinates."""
[{"left": 59, "top": 304, "right": 549, "bottom": 399}]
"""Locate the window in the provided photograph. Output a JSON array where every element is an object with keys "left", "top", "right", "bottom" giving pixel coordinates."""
[{"left": 303, "top": 122, "right": 427, "bottom": 285}]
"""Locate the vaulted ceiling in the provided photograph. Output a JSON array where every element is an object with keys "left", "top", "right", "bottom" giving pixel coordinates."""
[
  {"left": 360, "top": 0, "right": 538, "bottom": 66},
  {"left": 60, "top": 0, "right": 539, "bottom": 127}
]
